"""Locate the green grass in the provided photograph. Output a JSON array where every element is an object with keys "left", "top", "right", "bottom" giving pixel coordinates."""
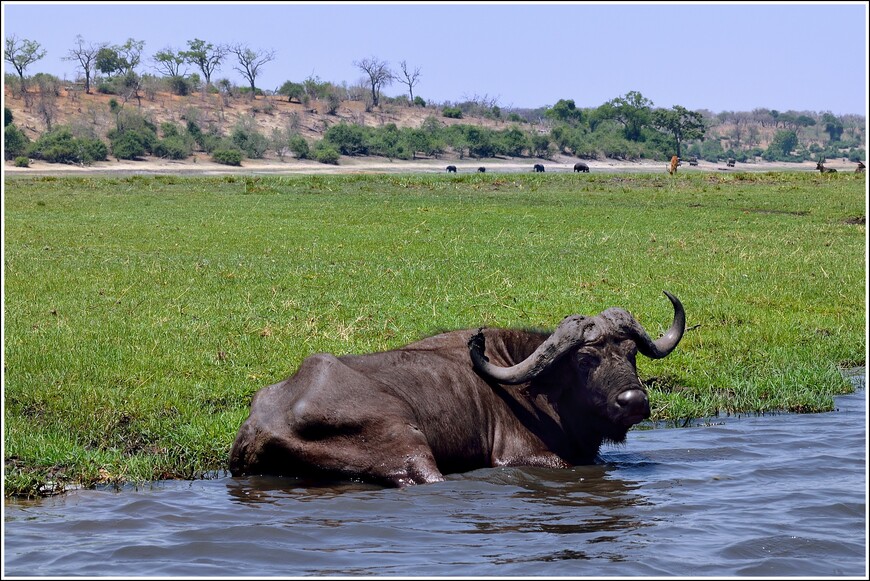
[{"left": 3, "top": 171, "right": 866, "bottom": 497}]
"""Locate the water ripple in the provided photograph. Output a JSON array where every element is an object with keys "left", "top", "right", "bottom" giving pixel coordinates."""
[{"left": 4, "top": 383, "right": 866, "bottom": 577}]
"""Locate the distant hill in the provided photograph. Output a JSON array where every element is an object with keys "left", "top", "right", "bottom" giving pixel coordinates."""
[{"left": 4, "top": 82, "right": 866, "bottom": 166}]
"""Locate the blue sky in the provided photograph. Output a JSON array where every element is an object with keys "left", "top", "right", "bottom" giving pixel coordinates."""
[{"left": 3, "top": 2, "right": 868, "bottom": 115}]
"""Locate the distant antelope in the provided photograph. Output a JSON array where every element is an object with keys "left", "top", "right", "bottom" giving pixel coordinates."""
[
  {"left": 856, "top": 161, "right": 865, "bottom": 173},
  {"left": 668, "top": 155, "right": 680, "bottom": 175},
  {"left": 816, "top": 158, "right": 837, "bottom": 174}
]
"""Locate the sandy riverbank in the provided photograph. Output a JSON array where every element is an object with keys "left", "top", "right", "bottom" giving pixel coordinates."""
[{"left": 2, "top": 154, "right": 859, "bottom": 178}]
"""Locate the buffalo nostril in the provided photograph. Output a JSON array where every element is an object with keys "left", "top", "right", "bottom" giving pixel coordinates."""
[{"left": 617, "top": 389, "right": 650, "bottom": 415}]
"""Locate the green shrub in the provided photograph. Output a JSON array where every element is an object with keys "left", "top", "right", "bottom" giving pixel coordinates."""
[
  {"left": 442, "top": 106, "right": 463, "bottom": 119},
  {"left": 324, "top": 123, "right": 369, "bottom": 155},
  {"left": 14, "top": 156, "right": 29, "bottom": 167},
  {"left": 110, "top": 131, "right": 149, "bottom": 160},
  {"left": 530, "top": 134, "right": 552, "bottom": 158},
  {"left": 167, "top": 75, "right": 191, "bottom": 96},
  {"left": 496, "top": 127, "right": 529, "bottom": 157},
  {"left": 211, "top": 148, "right": 243, "bottom": 166},
  {"left": 464, "top": 126, "right": 495, "bottom": 158},
  {"left": 186, "top": 119, "right": 203, "bottom": 142},
  {"left": 277, "top": 81, "right": 305, "bottom": 103},
  {"left": 4, "top": 124, "right": 30, "bottom": 159},
  {"left": 764, "top": 130, "right": 799, "bottom": 161},
  {"left": 238, "top": 87, "right": 265, "bottom": 98},
  {"left": 313, "top": 142, "right": 340, "bottom": 164},
  {"left": 4, "top": 106, "right": 12, "bottom": 127},
  {"left": 231, "top": 126, "right": 269, "bottom": 159},
  {"left": 154, "top": 135, "right": 192, "bottom": 160},
  {"left": 107, "top": 112, "right": 159, "bottom": 160},
  {"left": 413, "top": 96, "right": 426, "bottom": 108},
  {"left": 97, "top": 81, "right": 117, "bottom": 95},
  {"left": 80, "top": 138, "right": 109, "bottom": 162},
  {"left": 27, "top": 127, "right": 107, "bottom": 165},
  {"left": 288, "top": 134, "right": 310, "bottom": 159}
]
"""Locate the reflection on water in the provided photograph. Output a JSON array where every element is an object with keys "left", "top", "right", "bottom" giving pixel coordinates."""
[{"left": 4, "top": 371, "right": 866, "bottom": 577}]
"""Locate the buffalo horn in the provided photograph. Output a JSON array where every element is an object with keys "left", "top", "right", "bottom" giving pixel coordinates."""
[
  {"left": 469, "top": 315, "right": 598, "bottom": 385},
  {"left": 631, "top": 291, "right": 686, "bottom": 359},
  {"left": 469, "top": 291, "right": 685, "bottom": 384}
]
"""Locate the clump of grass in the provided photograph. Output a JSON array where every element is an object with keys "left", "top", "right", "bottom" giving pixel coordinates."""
[{"left": 4, "top": 171, "right": 865, "bottom": 497}]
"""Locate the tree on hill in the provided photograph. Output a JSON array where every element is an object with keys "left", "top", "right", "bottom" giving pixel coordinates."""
[
  {"left": 153, "top": 46, "right": 187, "bottom": 78},
  {"left": 96, "top": 38, "right": 144, "bottom": 77},
  {"left": 277, "top": 80, "right": 306, "bottom": 104},
  {"left": 180, "top": 39, "right": 227, "bottom": 90},
  {"left": 545, "top": 98, "right": 583, "bottom": 125},
  {"left": 152, "top": 46, "right": 191, "bottom": 95},
  {"left": 396, "top": 60, "right": 422, "bottom": 104},
  {"left": 229, "top": 43, "right": 276, "bottom": 97},
  {"left": 94, "top": 39, "right": 145, "bottom": 105},
  {"left": 64, "top": 35, "right": 103, "bottom": 94},
  {"left": 4, "top": 35, "right": 46, "bottom": 95},
  {"left": 354, "top": 56, "right": 392, "bottom": 108}
]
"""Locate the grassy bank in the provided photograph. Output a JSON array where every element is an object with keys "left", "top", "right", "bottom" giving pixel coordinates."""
[{"left": 4, "top": 171, "right": 866, "bottom": 497}]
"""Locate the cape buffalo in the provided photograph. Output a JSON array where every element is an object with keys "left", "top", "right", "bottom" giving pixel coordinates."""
[
  {"left": 230, "top": 291, "right": 686, "bottom": 487},
  {"left": 573, "top": 162, "right": 589, "bottom": 173},
  {"left": 533, "top": 164, "right": 545, "bottom": 172},
  {"left": 446, "top": 165, "right": 457, "bottom": 173},
  {"left": 478, "top": 166, "right": 486, "bottom": 173}
]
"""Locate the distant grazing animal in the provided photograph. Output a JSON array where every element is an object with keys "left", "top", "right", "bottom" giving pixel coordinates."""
[
  {"left": 856, "top": 161, "right": 865, "bottom": 173},
  {"left": 668, "top": 156, "right": 680, "bottom": 175},
  {"left": 533, "top": 164, "right": 545, "bottom": 173},
  {"left": 573, "top": 162, "right": 590, "bottom": 173},
  {"left": 816, "top": 158, "right": 837, "bottom": 174},
  {"left": 478, "top": 167, "right": 486, "bottom": 173},
  {"left": 446, "top": 165, "right": 457, "bottom": 173},
  {"left": 726, "top": 158, "right": 736, "bottom": 168},
  {"left": 230, "top": 292, "right": 687, "bottom": 487}
]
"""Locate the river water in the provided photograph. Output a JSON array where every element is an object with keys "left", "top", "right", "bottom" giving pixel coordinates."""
[{"left": 4, "top": 370, "right": 866, "bottom": 577}]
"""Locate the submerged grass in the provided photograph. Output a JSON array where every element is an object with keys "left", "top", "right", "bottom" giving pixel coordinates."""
[{"left": 3, "top": 171, "right": 866, "bottom": 497}]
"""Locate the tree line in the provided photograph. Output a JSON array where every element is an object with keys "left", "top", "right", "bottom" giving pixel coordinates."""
[{"left": 4, "top": 34, "right": 866, "bottom": 167}]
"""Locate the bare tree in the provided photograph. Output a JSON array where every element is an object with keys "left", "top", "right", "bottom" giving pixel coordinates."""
[
  {"left": 354, "top": 56, "right": 392, "bottom": 107},
  {"left": 229, "top": 43, "right": 276, "bottom": 97},
  {"left": 5, "top": 35, "right": 46, "bottom": 95},
  {"left": 63, "top": 35, "right": 103, "bottom": 94},
  {"left": 396, "top": 60, "right": 421, "bottom": 103},
  {"left": 33, "top": 74, "right": 60, "bottom": 130}
]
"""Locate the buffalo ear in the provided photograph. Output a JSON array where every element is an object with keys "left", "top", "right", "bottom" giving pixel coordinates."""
[{"left": 468, "top": 328, "right": 489, "bottom": 363}]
